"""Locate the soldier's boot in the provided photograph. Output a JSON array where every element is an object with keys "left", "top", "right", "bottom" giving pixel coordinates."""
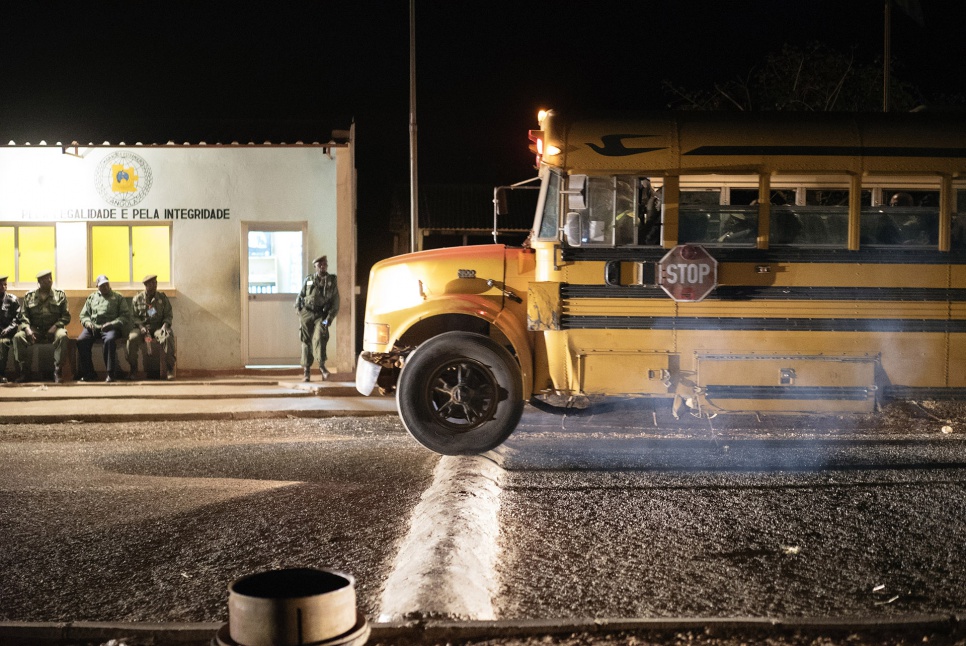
[
  {"left": 159, "top": 359, "right": 169, "bottom": 381},
  {"left": 53, "top": 366, "right": 62, "bottom": 384},
  {"left": 127, "top": 357, "right": 138, "bottom": 381},
  {"left": 303, "top": 367, "right": 311, "bottom": 382},
  {"left": 320, "top": 365, "right": 330, "bottom": 381},
  {"left": 14, "top": 362, "right": 27, "bottom": 383}
]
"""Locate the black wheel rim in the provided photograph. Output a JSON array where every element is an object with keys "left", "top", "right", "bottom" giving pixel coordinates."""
[{"left": 425, "top": 357, "right": 499, "bottom": 432}]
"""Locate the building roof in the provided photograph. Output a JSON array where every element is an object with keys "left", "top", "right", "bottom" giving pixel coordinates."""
[{"left": 2, "top": 120, "right": 353, "bottom": 148}]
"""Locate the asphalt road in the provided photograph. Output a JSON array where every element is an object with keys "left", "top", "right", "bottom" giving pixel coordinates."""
[
  {"left": 0, "top": 417, "right": 437, "bottom": 623},
  {"left": 493, "top": 401, "right": 966, "bottom": 620},
  {"left": 1, "top": 401, "right": 964, "bottom": 646}
]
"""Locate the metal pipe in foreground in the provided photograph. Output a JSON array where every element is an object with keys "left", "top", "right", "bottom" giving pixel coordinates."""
[{"left": 214, "top": 567, "right": 369, "bottom": 646}]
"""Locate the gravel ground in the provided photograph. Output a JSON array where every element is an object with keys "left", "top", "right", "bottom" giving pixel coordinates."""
[
  {"left": 0, "top": 417, "right": 437, "bottom": 623},
  {"left": 370, "top": 626, "right": 966, "bottom": 646},
  {"left": 3, "top": 401, "right": 966, "bottom": 646}
]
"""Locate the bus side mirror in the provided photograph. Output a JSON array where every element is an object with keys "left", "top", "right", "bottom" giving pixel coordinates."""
[
  {"left": 564, "top": 212, "right": 582, "bottom": 246},
  {"left": 495, "top": 187, "right": 509, "bottom": 216},
  {"left": 563, "top": 174, "right": 587, "bottom": 210}
]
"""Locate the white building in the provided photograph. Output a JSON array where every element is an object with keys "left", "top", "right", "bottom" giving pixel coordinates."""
[{"left": 0, "top": 129, "right": 356, "bottom": 376}]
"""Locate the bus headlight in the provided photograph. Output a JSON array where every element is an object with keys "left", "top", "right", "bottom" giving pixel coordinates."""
[{"left": 364, "top": 322, "right": 390, "bottom": 345}]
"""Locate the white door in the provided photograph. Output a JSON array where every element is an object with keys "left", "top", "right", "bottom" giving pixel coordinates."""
[{"left": 243, "top": 224, "right": 306, "bottom": 365}]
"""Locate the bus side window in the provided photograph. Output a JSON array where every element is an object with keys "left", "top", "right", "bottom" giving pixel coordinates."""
[
  {"left": 564, "top": 175, "right": 658, "bottom": 247},
  {"left": 614, "top": 177, "right": 637, "bottom": 245},
  {"left": 678, "top": 190, "right": 720, "bottom": 244},
  {"left": 861, "top": 189, "right": 939, "bottom": 247},
  {"left": 953, "top": 188, "right": 966, "bottom": 251},
  {"left": 770, "top": 206, "right": 804, "bottom": 245},
  {"left": 771, "top": 188, "right": 850, "bottom": 247},
  {"left": 564, "top": 176, "right": 616, "bottom": 246}
]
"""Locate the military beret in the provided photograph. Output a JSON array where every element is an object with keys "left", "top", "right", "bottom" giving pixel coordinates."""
[
  {"left": 96, "top": 274, "right": 110, "bottom": 286},
  {"left": 143, "top": 274, "right": 158, "bottom": 283},
  {"left": 313, "top": 255, "right": 328, "bottom": 264},
  {"left": 37, "top": 269, "right": 52, "bottom": 279}
]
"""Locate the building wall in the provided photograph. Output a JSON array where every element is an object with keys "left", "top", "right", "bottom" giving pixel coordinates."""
[{"left": 0, "top": 142, "right": 355, "bottom": 374}]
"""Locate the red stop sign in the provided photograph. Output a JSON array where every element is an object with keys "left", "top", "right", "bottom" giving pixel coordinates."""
[{"left": 658, "top": 244, "right": 718, "bottom": 302}]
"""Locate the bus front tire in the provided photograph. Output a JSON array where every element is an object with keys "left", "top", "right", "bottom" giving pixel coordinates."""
[{"left": 396, "top": 332, "right": 523, "bottom": 455}]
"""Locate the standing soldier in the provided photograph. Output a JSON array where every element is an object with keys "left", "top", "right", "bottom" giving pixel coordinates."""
[
  {"left": 0, "top": 275, "right": 21, "bottom": 383},
  {"left": 77, "top": 275, "right": 130, "bottom": 383},
  {"left": 13, "top": 270, "right": 71, "bottom": 383},
  {"left": 296, "top": 255, "right": 339, "bottom": 382},
  {"left": 126, "top": 274, "right": 175, "bottom": 380}
]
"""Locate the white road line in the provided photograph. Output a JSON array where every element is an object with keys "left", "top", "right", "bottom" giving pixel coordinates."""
[{"left": 378, "top": 455, "right": 504, "bottom": 621}]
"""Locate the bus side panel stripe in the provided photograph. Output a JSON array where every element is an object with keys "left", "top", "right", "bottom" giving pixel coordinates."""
[
  {"left": 560, "top": 316, "right": 966, "bottom": 333},
  {"left": 560, "top": 248, "right": 966, "bottom": 264},
  {"left": 563, "top": 285, "right": 966, "bottom": 301}
]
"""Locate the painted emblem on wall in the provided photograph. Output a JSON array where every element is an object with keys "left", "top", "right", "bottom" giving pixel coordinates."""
[{"left": 95, "top": 151, "right": 154, "bottom": 207}]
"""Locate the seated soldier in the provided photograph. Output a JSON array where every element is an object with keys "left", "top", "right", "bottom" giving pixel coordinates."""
[
  {"left": 126, "top": 274, "right": 175, "bottom": 380},
  {"left": 13, "top": 269, "right": 70, "bottom": 383},
  {"left": 77, "top": 275, "right": 130, "bottom": 383},
  {"left": 0, "top": 275, "right": 21, "bottom": 383}
]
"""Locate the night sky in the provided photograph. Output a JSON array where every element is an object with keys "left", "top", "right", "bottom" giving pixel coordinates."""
[{"left": 2, "top": 0, "right": 964, "bottom": 264}]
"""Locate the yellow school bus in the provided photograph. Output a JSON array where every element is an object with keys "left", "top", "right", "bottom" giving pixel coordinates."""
[{"left": 357, "top": 109, "right": 966, "bottom": 455}]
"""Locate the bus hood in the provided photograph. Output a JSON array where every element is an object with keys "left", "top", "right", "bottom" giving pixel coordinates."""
[{"left": 365, "top": 244, "right": 507, "bottom": 319}]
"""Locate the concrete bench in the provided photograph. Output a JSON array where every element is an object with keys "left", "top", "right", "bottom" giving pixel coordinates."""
[
  {"left": 18, "top": 339, "right": 77, "bottom": 382},
  {"left": 127, "top": 333, "right": 177, "bottom": 379}
]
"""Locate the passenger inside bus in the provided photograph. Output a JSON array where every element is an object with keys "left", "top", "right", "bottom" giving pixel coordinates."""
[
  {"left": 717, "top": 211, "right": 756, "bottom": 243},
  {"left": 861, "top": 193, "right": 903, "bottom": 245},
  {"left": 892, "top": 191, "right": 938, "bottom": 245},
  {"left": 770, "top": 207, "right": 804, "bottom": 245},
  {"left": 953, "top": 216, "right": 966, "bottom": 251},
  {"left": 638, "top": 179, "right": 662, "bottom": 245},
  {"left": 760, "top": 192, "right": 803, "bottom": 245},
  {"left": 890, "top": 191, "right": 914, "bottom": 207}
]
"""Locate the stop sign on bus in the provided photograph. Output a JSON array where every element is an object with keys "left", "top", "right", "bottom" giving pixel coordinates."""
[{"left": 658, "top": 244, "right": 718, "bottom": 302}]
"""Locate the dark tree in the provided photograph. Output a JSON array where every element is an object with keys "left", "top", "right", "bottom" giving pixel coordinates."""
[{"left": 663, "top": 42, "right": 922, "bottom": 112}]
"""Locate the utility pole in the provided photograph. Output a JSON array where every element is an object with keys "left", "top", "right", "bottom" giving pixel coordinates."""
[
  {"left": 409, "top": 0, "right": 419, "bottom": 252},
  {"left": 883, "top": 0, "right": 891, "bottom": 112}
]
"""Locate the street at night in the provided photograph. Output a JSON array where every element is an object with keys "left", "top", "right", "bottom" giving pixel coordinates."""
[
  {"left": 4, "top": 2, "right": 966, "bottom": 645},
  {"left": 1, "top": 403, "right": 965, "bottom": 644}
]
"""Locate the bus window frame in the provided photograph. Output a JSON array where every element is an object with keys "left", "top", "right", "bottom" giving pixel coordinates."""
[
  {"left": 540, "top": 169, "right": 958, "bottom": 251},
  {"left": 558, "top": 174, "right": 669, "bottom": 248},
  {"left": 766, "top": 177, "right": 852, "bottom": 249},
  {"left": 534, "top": 167, "right": 562, "bottom": 242},
  {"left": 858, "top": 177, "right": 942, "bottom": 249}
]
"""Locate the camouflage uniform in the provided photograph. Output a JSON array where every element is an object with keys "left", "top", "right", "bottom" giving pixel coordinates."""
[
  {"left": 126, "top": 290, "right": 175, "bottom": 377},
  {"left": 77, "top": 288, "right": 130, "bottom": 381},
  {"left": 0, "top": 291, "right": 21, "bottom": 381},
  {"left": 296, "top": 271, "right": 339, "bottom": 372},
  {"left": 13, "top": 287, "right": 71, "bottom": 379}
]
